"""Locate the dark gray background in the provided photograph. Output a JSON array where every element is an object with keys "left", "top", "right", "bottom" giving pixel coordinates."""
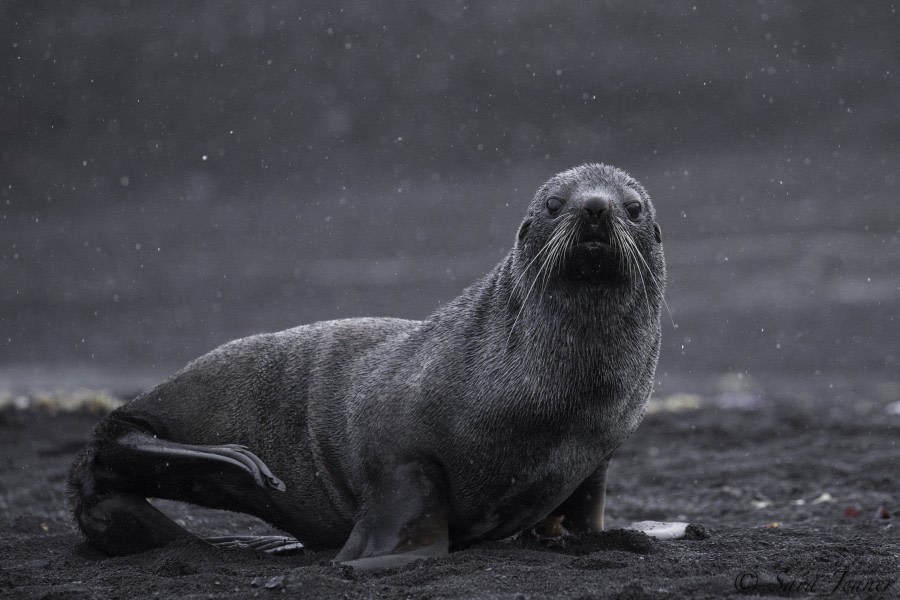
[{"left": 1, "top": 1, "right": 897, "bottom": 399}]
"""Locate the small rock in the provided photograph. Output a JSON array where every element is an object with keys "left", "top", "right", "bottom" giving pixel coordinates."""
[
  {"left": 263, "top": 575, "right": 285, "bottom": 590},
  {"left": 873, "top": 505, "right": 892, "bottom": 520},
  {"left": 684, "top": 523, "right": 711, "bottom": 540},
  {"left": 626, "top": 521, "right": 689, "bottom": 540},
  {"left": 811, "top": 492, "right": 835, "bottom": 505},
  {"left": 338, "top": 563, "right": 355, "bottom": 580},
  {"left": 842, "top": 506, "right": 860, "bottom": 518}
]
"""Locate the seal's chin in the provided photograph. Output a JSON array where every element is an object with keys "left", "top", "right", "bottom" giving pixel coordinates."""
[{"left": 565, "top": 242, "right": 626, "bottom": 285}]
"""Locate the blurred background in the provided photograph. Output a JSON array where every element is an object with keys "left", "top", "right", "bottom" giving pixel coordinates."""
[{"left": 1, "top": 1, "right": 897, "bottom": 404}]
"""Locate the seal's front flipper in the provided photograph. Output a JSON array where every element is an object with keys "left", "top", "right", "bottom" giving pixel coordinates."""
[
  {"left": 541, "top": 453, "right": 614, "bottom": 538},
  {"left": 206, "top": 535, "right": 305, "bottom": 554},
  {"left": 336, "top": 460, "right": 449, "bottom": 570}
]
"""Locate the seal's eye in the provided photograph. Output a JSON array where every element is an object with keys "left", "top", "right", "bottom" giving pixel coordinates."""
[
  {"left": 625, "top": 201, "right": 642, "bottom": 220},
  {"left": 545, "top": 196, "right": 563, "bottom": 216}
]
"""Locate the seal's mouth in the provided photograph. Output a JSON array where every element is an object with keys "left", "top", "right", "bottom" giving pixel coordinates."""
[
  {"left": 575, "top": 240, "right": 611, "bottom": 250},
  {"left": 574, "top": 224, "right": 612, "bottom": 249}
]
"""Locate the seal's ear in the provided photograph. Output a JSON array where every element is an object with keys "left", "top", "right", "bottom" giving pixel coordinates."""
[
  {"left": 653, "top": 223, "right": 662, "bottom": 244},
  {"left": 517, "top": 218, "right": 532, "bottom": 242}
]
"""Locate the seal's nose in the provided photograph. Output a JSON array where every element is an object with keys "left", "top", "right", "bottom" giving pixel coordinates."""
[{"left": 582, "top": 196, "right": 609, "bottom": 220}]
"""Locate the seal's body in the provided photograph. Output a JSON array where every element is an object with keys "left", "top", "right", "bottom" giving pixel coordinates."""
[{"left": 68, "top": 164, "right": 665, "bottom": 569}]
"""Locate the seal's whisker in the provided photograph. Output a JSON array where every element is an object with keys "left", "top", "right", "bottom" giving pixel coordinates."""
[
  {"left": 506, "top": 217, "right": 572, "bottom": 311},
  {"left": 507, "top": 263, "right": 548, "bottom": 346},
  {"left": 512, "top": 214, "right": 573, "bottom": 291},
  {"left": 531, "top": 219, "right": 571, "bottom": 298},
  {"left": 536, "top": 213, "right": 577, "bottom": 296},
  {"left": 629, "top": 239, "right": 653, "bottom": 319},
  {"left": 611, "top": 221, "right": 624, "bottom": 266},
  {"left": 614, "top": 217, "right": 675, "bottom": 330},
  {"left": 558, "top": 216, "right": 580, "bottom": 276},
  {"left": 612, "top": 219, "right": 650, "bottom": 317},
  {"left": 620, "top": 221, "right": 665, "bottom": 294},
  {"left": 660, "top": 293, "right": 676, "bottom": 331},
  {"left": 611, "top": 221, "right": 629, "bottom": 278},
  {"left": 539, "top": 214, "right": 575, "bottom": 295},
  {"left": 534, "top": 230, "right": 568, "bottom": 298},
  {"left": 539, "top": 225, "right": 565, "bottom": 296},
  {"left": 612, "top": 222, "right": 632, "bottom": 281},
  {"left": 507, "top": 214, "right": 575, "bottom": 344},
  {"left": 615, "top": 219, "right": 648, "bottom": 282}
]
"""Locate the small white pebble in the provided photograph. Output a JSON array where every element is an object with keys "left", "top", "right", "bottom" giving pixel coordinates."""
[{"left": 626, "top": 521, "right": 689, "bottom": 540}]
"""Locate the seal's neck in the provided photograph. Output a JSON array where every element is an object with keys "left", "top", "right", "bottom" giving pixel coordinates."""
[
  {"left": 431, "top": 252, "right": 660, "bottom": 383},
  {"left": 500, "top": 254, "right": 653, "bottom": 340},
  {"left": 496, "top": 253, "right": 660, "bottom": 399}
]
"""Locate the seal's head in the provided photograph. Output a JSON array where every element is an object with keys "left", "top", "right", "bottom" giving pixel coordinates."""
[{"left": 514, "top": 163, "right": 664, "bottom": 289}]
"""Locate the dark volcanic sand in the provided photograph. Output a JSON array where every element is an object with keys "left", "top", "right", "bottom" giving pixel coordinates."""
[{"left": 2, "top": 383, "right": 897, "bottom": 599}]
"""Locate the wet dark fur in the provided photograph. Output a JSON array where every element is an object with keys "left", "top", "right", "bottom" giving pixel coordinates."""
[{"left": 68, "top": 163, "right": 665, "bottom": 561}]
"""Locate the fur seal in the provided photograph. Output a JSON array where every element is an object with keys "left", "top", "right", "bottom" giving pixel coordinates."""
[{"left": 67, "top": 163, "right": 665, "bottom": 569}]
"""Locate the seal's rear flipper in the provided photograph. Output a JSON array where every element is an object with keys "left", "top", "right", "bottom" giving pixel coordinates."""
[
  {"left": 335, "top": 459, "right": 449, "bottom": 570},
  {"left": 110, "top": 430, "right": 286, "bottom": 494},
  {"left": 205, "top": 535, "right": 305, "bottom": 554},
  {"left": 68, "top": 419, "right": 288, "bottom": 555},
  {"left": 75, "top": 492, "right": 200, "bottom": 555}
]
